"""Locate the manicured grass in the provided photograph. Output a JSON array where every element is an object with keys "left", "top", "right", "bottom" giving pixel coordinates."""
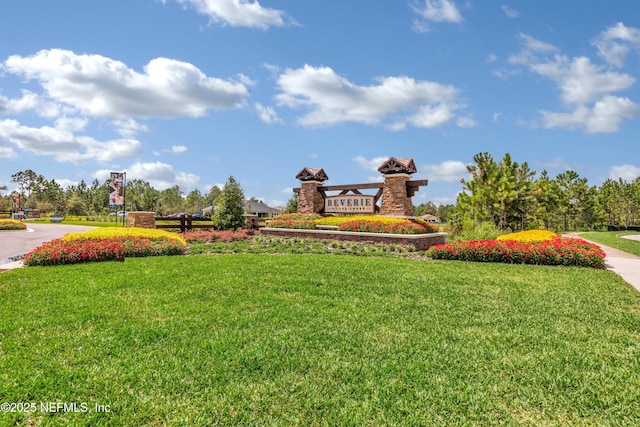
[
  {"left": 1, "top": 255, "right": 639, "bottom": 425},
  {"left": 580, "top": 231, "right": 640, "bottom": 257}
]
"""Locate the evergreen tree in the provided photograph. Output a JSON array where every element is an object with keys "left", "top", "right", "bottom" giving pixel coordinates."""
[
  {"left": 212, "top": 176, "right": 246, "bottom": 230},
  {"left": 284, "top": 193, "right": 298, "bottom": 213}
]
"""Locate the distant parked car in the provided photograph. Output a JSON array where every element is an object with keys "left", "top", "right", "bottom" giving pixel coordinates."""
[
  {"left": 167, "top": 212, "right": 190, "bottom": 218},
  {"left": 191, "top": 214, "right": 210, "bottom": 220},
  {"left": 49, "top": 215, "right": 63, "bottom": 223}
]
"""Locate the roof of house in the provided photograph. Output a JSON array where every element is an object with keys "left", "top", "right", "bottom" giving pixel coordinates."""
[{"left": 245, "top": 199, "right": 281, "bottom": 214}]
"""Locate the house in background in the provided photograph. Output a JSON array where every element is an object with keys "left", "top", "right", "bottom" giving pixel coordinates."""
[
  {"left": 202, "top": 199, "right": 281, "bottom": 219},
  {"left": 420, "top": 214, "right": 441, "bottom": 223},
  {"left": 245, "top": 199, "right": 281, "bottom": 218}
]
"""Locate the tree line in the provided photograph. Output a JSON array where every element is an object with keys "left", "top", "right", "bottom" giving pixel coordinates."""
[
  {"left": 4, "top": 153, "right": 640, "bottom": 233},
  {"left": 449, "top": 152, "right": 640, "bottom": 233},
  {"left": 1, "top": 169, "right": 223, "bottom": 216}
]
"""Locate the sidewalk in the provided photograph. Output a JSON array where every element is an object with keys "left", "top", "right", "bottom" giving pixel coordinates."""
[{"left": 567, "top": 234, "right": 640, "bottom": 293}]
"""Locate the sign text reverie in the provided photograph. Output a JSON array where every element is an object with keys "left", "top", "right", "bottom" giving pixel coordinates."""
[{"left": 325, "top": 195, "right": 375, "bottom": 213}]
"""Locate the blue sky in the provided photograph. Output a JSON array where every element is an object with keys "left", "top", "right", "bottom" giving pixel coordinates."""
[{"left": 1, "top": 0, "right": 639, "bottom": 208}]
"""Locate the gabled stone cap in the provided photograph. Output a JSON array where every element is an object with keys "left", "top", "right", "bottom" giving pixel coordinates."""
[
  {"left": 377, "top": 157, "right": 417, "bottom": 175},
  {"left": 296, "top": 167, "right": 329, "bottom": 182}
]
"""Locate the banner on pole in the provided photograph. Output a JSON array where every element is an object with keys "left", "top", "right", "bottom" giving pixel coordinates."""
[{"left": 109, "top": 172, "right": 125, "bottom": 208}]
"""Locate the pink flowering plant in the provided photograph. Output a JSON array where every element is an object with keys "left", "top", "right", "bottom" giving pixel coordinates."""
[{"left": 426, "top": 236, "right": 605, "bottom": 269}]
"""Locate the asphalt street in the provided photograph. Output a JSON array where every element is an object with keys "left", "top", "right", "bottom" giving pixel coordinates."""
[{"left": 0, "top": 223, "right": 96, "bottom": 265}]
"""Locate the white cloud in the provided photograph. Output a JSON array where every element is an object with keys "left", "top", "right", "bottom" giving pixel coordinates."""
[
  {"left": 508, "top": 31, "right": 639, "bottom": 133},
  {"left": 275, "top": 65, "right": 462, "bottom": 129},
  {"left": 0, "top": 90, "right": 64, "bottom": 118},
  {"left": 174, "top": 0, "right": 291, "bottom": 30},
  {"left": 592, "top": 22, "right": 640, "bottom": 67},
  {"left": 530, "top": 56, "right": 634, "bottom": 105},
  {"left": 501, "top": 5, "right": 519, "bottom": 18},
  {"left": 411, "top": 0, "right": 463, "bottom": 23},
  {"left": 540, "top": 96, "right": 640, "bottom": 133},
  {"left": 112, "top": 118, "right": 149, "bottom": 138},
  {"left": 422, "top": 160, "right": 469, "bottom": 182},
  {"left": 55, "top": 178, "right": 78, "bottom": 189},
  {"left": 254, "top": 102, "right": 283, "bottom": 124},
  {"left": 0, "top": 118, "right": 142, "bottom": 163},
  {"left": 2, "top": 49, "right": 250, "bottom": 119},
  {"left": 101, "top": 161, "right": 200, "bottom": 191},
  {"left": 0, "top": 143, "right": 15, "bottom": 159},
  {"left": 55, "top": 116, "right": 88, "bottom": 132},
  {"left": 536, "top": 157, "right": 570, "bottom": 170},
  {"left": 456, "top": 116, "right": 476, "bottom": 128},
  {"left": 609, "top": 164, "right": 640, "bottom": 182},
  {"left": 517, "top": 33, "right": 559, "bottom": 54},
  {"left": 353, "top": 155, "right": 389, "bottom": 172},
  {"left": 171, "top": 145, "right": 188, "bottom": 153}
]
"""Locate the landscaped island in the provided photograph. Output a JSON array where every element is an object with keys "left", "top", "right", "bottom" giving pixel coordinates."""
[{"left": 261, "top": 213, "right": 447, "bottom": 250}]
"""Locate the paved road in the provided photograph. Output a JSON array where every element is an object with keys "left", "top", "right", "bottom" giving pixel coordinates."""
[{"left": 0, "top": 223, "right": 96, "bottom": 266}]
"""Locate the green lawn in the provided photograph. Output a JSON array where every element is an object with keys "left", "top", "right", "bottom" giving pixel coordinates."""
[
  {"left": 1, "top": 255, "right": 639, "bottom": 426},
  {"left": 580, "top": 231, "right": 640, "bottom": 257}
]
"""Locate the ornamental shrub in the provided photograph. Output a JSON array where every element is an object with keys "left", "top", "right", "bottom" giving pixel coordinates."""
[
  {"left": 497, "top": 229, "right": 557, "bottom": 242},
  {"left": 338, "top": 219, "right": 438, "bottom": 234},
  {"left": 25, "top": 228, "right": 187, "bottom": 266},
  {"left": 63, "top": 227, "right": 187, "bottom": 246},
  {"left": 0, "top": 219, "right": 27, "bottom": 230},
  {"left": 426, "top": 236, "right": 605, "bottom": 269},
  {"left": 183, "top": 229, "right": 253, "bottom": 243},
  {"left": 316, "top": 215, "right": 411, "bottom": 226},
  {"left": 267, "top": 213, "right": 321, "bottom": 230},
  {"left": 24, "top": 238, "right": 127, "bottom": 266}
]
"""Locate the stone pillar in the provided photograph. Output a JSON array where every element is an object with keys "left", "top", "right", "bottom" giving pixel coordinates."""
[
  {"left": 126, "top": 211, "right": 156, "bottom": 229},
  {"left": 298, "top": 181, "right": 324, "bottom": 214},
  {"left": 380, "top": 174, "right": 414, "bottom": 216}
]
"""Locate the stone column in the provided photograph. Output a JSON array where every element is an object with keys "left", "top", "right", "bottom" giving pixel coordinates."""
[
  {"left": 126, "top": 211, "right": 156, "bottom": 229},
  {"left": 298, "top": 181, "right": 324, "bottom": 214},
  {"left": 380, "top": 174, "right": 413, "bottom": 216}
]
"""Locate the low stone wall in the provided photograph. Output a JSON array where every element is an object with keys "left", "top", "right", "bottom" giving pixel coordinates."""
[
  {"left": 260, "top": 228, "right": 447, "bottom": 251},
  {"left": 126, "top": 211, "right": 156, "bottom": 229}
]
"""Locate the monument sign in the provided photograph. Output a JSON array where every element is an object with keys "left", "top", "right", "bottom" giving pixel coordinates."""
[
  {"left": 325, "top": 195, "right": 376, "bottom": 213},
  {"left": 294, "top": 157, "right": 428, "bottom": 217}
]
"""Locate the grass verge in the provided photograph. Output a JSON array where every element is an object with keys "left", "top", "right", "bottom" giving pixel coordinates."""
[
  {"left": 1, "top": 255, "right": 639, "bottom": 426},
  {"left": 580, "top": 231, "right": 640, "bottom": 257}
]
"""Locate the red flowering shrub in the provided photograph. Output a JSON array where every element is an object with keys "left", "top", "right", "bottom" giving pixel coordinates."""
[
  {"left": 339, "top": 219, "right": 439, "bottom": 235},
  {"left": 183, "top": 229, "right": 253, "bottom": 243},
  {"left": 426, "top": 236, "right": 605, "bottom": 269},
  {"left": 24, "top": 236, "right": 185, "bottom": 266},
  {"left": 23, "top": 238, "right": 126, "bottom": 266}
]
